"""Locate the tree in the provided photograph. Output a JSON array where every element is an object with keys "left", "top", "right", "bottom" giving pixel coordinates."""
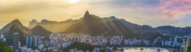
[{"left": 0, "top": 40, "right": 14, "bottom": 52}]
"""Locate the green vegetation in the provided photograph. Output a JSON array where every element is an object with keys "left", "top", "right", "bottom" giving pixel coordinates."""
[
  {"left": 140, "top": 32, "right": 171, "bottom": 42},
  {"left": 0, "top": 40, "right": 14, "bottom": 52},
  {"left": 4, "top": 25, "right": 27, "bottom": 46},
  {"left": 188, "top": 47, "right": 191, "bottom": 52},
  {"left": 63, "top": 42, "right": 94, "bottom": 51}
]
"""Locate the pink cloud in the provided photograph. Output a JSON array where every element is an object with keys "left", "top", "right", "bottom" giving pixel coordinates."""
[
  {"left": 109, "top": 0, "right": 191, "bottom": 26},
  {"left": 159, "top": 0, "right": 191, "bottom": 19},
  {"left": 114, "top": 0, "right": 191, "bottom": 21}
]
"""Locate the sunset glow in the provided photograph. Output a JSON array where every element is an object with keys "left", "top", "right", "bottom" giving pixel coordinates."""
[
  {"left": 0, "top": 0, "right": 191, "bottom": 28},
  {"left": 0, "top": 0, "right": 191, "bottom": 52},
  {"left": 69, "top": 0, "right": 81, "bottom": 4}
]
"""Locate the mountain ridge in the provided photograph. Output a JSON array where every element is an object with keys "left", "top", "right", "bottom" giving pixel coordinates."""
[
  {"left": 31, "top": 25, "right": 51, "bottom": 37},
  {"left": 0, "top": 19, "right": 31, "bottom": 34},
  {"left": 63, "top": 11, "right": 133, "bottom": 36},
  {"left": 1, "top": 11, "right": 191, "bottom": 37}
]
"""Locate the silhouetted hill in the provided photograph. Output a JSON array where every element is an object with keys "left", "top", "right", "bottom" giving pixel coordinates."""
[
  {"left": 0, "top": 19, "right": 31, "bottom": 34},
  {"left": 28, "top": 19, "right": 77, "bottom": 33},
  {"left": 3, "top": 25, "right": 27, "bottom": 46},
  {"left": 63, "top": 11, "right": 133, "bottom": 36},
  {"left": 28, "top": 19, "right": 39, "bottom": 29},
  {"left": 3, "top": 11, "right": 191, "bottom": 37},
  {"left": 31, "top": 25, "right": 51, "bottom": 37},
  {"left": 156, "top": 26, "right": 178, "bottom": 30},
  {"left": 107, "top": 16, "right": 155, "bottom": 34},
  {"left": 156, "top": 26, "right": 188, "bottom": 36},
  {"left": 27, "top": 11, "right": 157, "bottom": 35}
]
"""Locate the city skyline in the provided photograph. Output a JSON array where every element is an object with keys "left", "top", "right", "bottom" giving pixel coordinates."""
[
  {"left": 1, "top": 0, "right": 191, "bottom": 28},
  {"left": 1, "top": 0, "right": 191, "bottom": 52}
]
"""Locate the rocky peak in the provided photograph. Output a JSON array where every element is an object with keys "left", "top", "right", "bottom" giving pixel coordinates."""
[
  {"left": 84, "top": 10, "right": 90, "bottom": 18},
  {"left": 109, "top": 16, "right": 118, "bottom": 20},
  {"left": 29, "top": 19, "right": 39, "bottom": 28},
  {"left": 29, "top": 19, "right": 39, "bottom": 24},
  {"left": 33, "top": 25, "right": 44, "bottom": 29},
  {"left": 31, "top": 19, "right": 38, "bottom": 22},
  {"left": 12, "top": 19, "right": 20, "bottom": 23},
  {"left": 31, "top": 25, "right": 51, "bottom": 37},
  {"left": 11, "top": 19, "right": 22, "bottom": 26},
  {"left": 40, "top": 19, "right": 49, "bottom": 24}
]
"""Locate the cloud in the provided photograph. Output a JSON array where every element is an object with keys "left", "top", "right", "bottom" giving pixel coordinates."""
[
  {"left": 159, "top": 0, "right": 191, "bottom": 19},
  {"left": 103, "top": 0, "right": 191, "bottom": 27},
  {"left": 0, "top": 0, "right": 191, "bottom": 28},
  {"left": 0, "top": 0, "right": 90, "bottom": 28}
]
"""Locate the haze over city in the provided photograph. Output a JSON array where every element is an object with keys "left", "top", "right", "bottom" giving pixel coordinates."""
[
  {"left": 1, "top": 0, "right": 191, "bottom": 28},
  {"left": 1, "top": 0, "right": 191, "bottom": 52}
]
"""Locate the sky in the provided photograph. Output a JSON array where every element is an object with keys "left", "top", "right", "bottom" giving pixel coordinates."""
[{"left": 0, "top": 0, "right": 191, "bottom": 28}]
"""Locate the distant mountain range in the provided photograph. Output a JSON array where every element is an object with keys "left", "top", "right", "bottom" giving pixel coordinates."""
[
  {"left": 0, "top": 19, "right": 31, "bottom": 34},
  {"left": 0, "top": 11, "right": 191, "bottom": 37},
  {"left": 0, "top": 19, "right": 51, "bottom": 37},
  {"left": 28, "top": 18, "right": 77, "bottom": 33},
  {"left": 63, "top": 11, "right": 133, "bottom": 36}
]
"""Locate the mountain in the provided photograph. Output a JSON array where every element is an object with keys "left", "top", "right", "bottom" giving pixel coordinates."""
[
  {"left": 0, "top": 20, "right": 50, "bottom": 46},
  {"left": 26, "top": 11, "right": 191, "bottom": 36},
  {"left": 3, "top": 25, "right": 27, "bottom": 46},
  {"left": 106, "top": 16, "right": 155, "bottom": 34},
  {"left": 1, "top": 11, "right": 190, "bottom": 38},
  {"left": 63, "top": 11, "right": 133, "bottom": 36},
  {"left": 31, "top": 25, "right": 51, "bottom": 37},
  {"left": 156, "top": 26, "right": 186, "bottom": 36},
  {"left": 0, "top": 19, "right": 31, "bottom": 34},
  {"left": 27, "top": 11, "right": 155, "bottom": 35},
  {"left": 27, "top": 11, "right": 154, "bottom": 36},
  {"left": 28, "top": 19, "right": 40, "bottom": 28},
  {"left": 28, "top": 19, "right": 77, "bottom": 33}
]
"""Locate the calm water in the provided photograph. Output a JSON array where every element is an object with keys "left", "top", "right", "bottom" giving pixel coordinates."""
[
  {"left": 124, "top": 48, "right": 169, "bottom": 52},
  {"left": 115, "top": 47, "right": 170, "bottom": 52}
]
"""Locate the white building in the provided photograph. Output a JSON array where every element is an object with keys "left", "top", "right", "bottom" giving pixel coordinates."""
[
  {"left": 21, "top": 47, "right": 27, "bottom": 52},
  {"left": 0, "top": 34, "right": 4, "bottom": 39}
]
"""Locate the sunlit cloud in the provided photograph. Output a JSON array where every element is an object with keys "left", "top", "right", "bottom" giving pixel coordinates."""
[
  {"left": 0, "top": 0, "right": 191, "bottom": 28},
  {"left": 159, "top": 0, "right": 191, "bottom": 19},
  {"left": 106, "top": 0, "right": 191, "bottom": 27}
]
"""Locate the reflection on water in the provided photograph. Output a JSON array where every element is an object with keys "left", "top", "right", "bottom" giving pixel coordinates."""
[
  {"left": 124, "top": 48, "right": 169, "bottom": 52},
  {"left": 115, "top": 47, "right": 169, "bottom": 52}
]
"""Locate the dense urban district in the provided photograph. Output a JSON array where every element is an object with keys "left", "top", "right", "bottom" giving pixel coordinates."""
[{"left": 0, "top": 11, "right": 191, "bottom": 52}]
